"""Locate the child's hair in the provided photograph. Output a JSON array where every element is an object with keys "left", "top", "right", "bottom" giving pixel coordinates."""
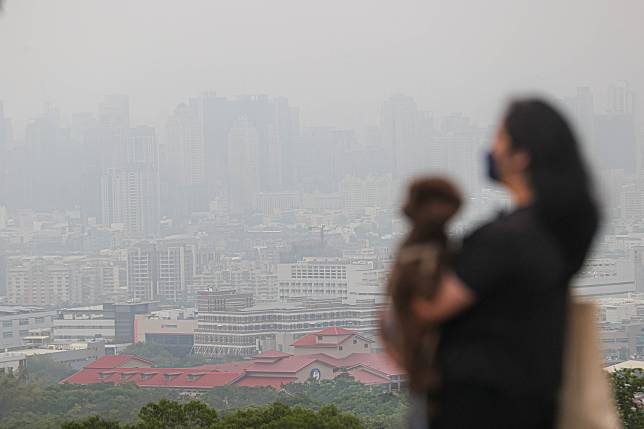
[{"left": 385, "top": 176, "right": 462, "bottom": 392}]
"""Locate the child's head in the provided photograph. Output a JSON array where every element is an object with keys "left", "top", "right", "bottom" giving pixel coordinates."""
[{"left": 402, "top": 176, "right": 462, "bottom": 229}]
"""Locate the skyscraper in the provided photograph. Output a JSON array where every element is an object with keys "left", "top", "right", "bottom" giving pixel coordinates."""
[
  {"left": 127, "top": 240, "right": 196, "bottom": 303},
  {"left": 381, "top": 95, "right": 424, "bottom": 179},
  {"left": 165, "top": 98, "right": 208, "bottom": 217},
  {"left": 101, "top": 126, "right": 160, "bottom": 237},
  {"left": 98, "top": 94, "right": 130, "bottom": 169},
  {"left": 227, "top": 116, "right": 260, "bottom": 214},
  {"left": 0, "top": 102, "right": 11, "bottom": 206}
]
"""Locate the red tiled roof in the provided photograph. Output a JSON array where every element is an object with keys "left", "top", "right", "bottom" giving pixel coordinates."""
[
  {"left": 338, "top": 368, "right": 392, "bottom": 385},
  {"left": 254, "top": 350, "right": 292, "bottom": 358},
  {"left": 245, "top": 356, "right": 324, "bottom": 373},
  {"left": 291, "top": 327, "right": 373, "bottom": 348},
  {"left": 234, "top": 375, "right": 297, "bottom": 389},
  {"left": 308, "top": 352, "right": 405, "bottom": 377},
  {"left": 84, "top": 355, "right": 154, "bottom": 369},
  {"left": 60, "top": 366, "right": 242, "bottom": 389},
  {"left": 291, "top": 334, "right": 338, "bottom": 348},
  {"left": 60, "top": 352, "right": 405, "bottom": 389},
  {"left": 193, "top": 361, "right": 255, "bottom": 372},
  {"left": 317, "top": 327, "right": 354, "bottom": 336}
]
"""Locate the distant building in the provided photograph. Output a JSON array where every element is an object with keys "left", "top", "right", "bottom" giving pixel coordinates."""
[
  {"left": 0, "top": 352, "right": 25, "bottom": 375},
  {"left": 62, "top": 328, "right": 404, "bottom": 391},
  {"left": 103, "top": 302, "right": 158, "bottom": 343},
  {"left": 7, "top": 255, "right": 125, "bottom": 306},
  {"left": 0, "top": 305, "right": 56, "bottom": 349},
  {"left": 127, "top": 240, "right": 196, "bottom": 303},
  {"left": 53, "top": 306, "right": 115, "bottom": 342},
  {"left": 227, "top": 116, "right": 260, "bottom": 214},
  {"left": 134, "top": 311, "right": 197, "bottom": 356},
  {"left": 340, "top": 175, "right": 394, "bottom": 209},
  {"left": 193, "top": 290, "right": 383, "bottom": 357},
  {"left": 573, "top": 258, "right": 635, "bottom": 296},
  {"left": 277, "top": 257, "right": 388, "bottom": 304}
]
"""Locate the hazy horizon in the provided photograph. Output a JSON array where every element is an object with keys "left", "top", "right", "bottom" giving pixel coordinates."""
[{"left": 1, "top": 0, "right": 643, "bottom": 135}]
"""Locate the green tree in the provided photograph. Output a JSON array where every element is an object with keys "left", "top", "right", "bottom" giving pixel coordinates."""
[
  {"left": 135, "top": 399, "right": 218, "bottom": 429},
  {"left": 25, "top": 355, "right": 76, "bottom": 386},
  {"left": 610, "top": 369, "right": 644, "bottom": 429},
  {"left": 61, "top": 416, "right": 122, "bottom": 429},
  {"left": 214, "top": 402, "right": 364, "bottom": 429}
]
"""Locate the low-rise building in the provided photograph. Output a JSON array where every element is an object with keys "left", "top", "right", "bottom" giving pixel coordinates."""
[
  {"left": 0, "top": 305, "right": 56, "bottom": 349},
  {"left": 134, "top": 309, "right": 197, "bottom": 356},
  {"left": 0, "top": 351, "right": 26, "bottom": 375},
  {"left": 61, "top": 328, "right": 405, "bottom": 391},
  {"left": 193, "top": 290, "right": 383, "bottom": 357}
]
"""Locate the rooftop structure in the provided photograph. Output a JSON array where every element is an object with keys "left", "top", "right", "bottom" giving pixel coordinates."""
[{"left": 61, "top": 328, "right": 404, "bottom": 391}]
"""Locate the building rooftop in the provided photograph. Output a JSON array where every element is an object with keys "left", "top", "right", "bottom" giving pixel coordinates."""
[
  {"left": 0, "top": 305, "right": 51, "bottom": 316},
  {"left": 605, "top": 360, "right": 644, "bottom": 372}
]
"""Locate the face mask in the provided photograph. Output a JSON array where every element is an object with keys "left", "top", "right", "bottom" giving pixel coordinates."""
[{"left": 485, "top": 151, "right": 500, "bottom": 182}]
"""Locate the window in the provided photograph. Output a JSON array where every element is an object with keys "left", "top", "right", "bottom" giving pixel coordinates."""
[
  {"left": 2, "top": 321, "right": 12, "bottom": 328},
  {"left": 35, "top": 317, "right": 45, "bottom": 324},
  {"left": 3, "top": 331, "right": 13, "bottom": 338},
  {"left": 19, "top": 330, "right": 29, "bottom": 337},
  {"left": 19, "top": 319, "right": 29, "bottom": 326},
  {"left": 364, "top": 343, "right": 369, "bottom": 349}
]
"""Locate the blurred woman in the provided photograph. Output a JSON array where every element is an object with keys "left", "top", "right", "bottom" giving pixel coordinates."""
[{"left": 412, "top": 98, "right": 599, "bottom": 429}]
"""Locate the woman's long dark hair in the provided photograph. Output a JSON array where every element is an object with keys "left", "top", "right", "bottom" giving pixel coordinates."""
[{"left": 504, "top": 98, "right": 600, "bottom": 277}]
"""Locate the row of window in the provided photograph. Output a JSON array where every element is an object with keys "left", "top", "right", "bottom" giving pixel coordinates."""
[
  {"left": 2, "top": 330, "right": 30, "bottom": 338},
  {"left": 1, "top": 317, "right": 48, "bottom": 328}
]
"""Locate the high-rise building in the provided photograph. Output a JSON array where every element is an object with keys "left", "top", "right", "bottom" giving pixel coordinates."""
[
  {"left": 381, "top": 95, "right": 423, "bottom": 179},
  {"left": 166, "top": 98, "right": 208, "bottom": 216},
  {"left": 127, "top": 240, "right": 196, "bottom": 303},
  {"left": 103, "top": 301, "right": 157, "bottom": 343},
  {"left": 7, "top": 257, "right": 82, "bottom": 306},
  {"left": 0, "top": 238, "right": 7, "bottom": 297},
  {"left": 0, "top": 102, "right": 11, "bottom": 205},
  {"left": 340, "top": 175, "right": 394, "bottom": 209},
  {"left": 101, "top": 126, "right": 160, "bottom": 237},
  {"left": 98, "top": 94, "right": 130, "bottom": 169},
  {"left": 227, "top": 116, "right": 260, "bottom": 214}
]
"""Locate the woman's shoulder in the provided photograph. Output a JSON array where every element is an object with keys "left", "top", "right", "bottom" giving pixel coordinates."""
[{"left": 461, "top": 210, "right": 529, "bottom": 247}]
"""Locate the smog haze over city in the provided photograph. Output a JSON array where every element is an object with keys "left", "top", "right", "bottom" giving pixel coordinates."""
[{"left": 0, "top": 1, "right": 643, "bottom": 428}]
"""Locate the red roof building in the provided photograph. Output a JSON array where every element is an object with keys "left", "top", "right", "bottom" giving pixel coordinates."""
[
  {"left": 60, "top": 328, "right": 405, "bottom": 391},
  {"left": 291, "top": 327, "right": 374, "bottom": 358}
]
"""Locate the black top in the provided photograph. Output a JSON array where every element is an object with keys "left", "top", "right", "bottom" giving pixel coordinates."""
[{"left": 438, "top": 205, "right": 572, "bottom": 396}]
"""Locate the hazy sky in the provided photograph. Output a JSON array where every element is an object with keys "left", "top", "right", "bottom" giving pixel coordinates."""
[{"left": 1, "top": 0, "right": 643, "bottom": 134}]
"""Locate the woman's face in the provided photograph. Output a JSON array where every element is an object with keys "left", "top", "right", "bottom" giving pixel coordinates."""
[{"left": 491, "top": 124, "right": 530, "bottom": 185}]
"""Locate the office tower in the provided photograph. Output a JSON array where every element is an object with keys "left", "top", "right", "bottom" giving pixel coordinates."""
[
  {"left": 127, "top": 243, "right": 158, "bottom": 301},
  {"left": 227, "top": 116, "right": 260, "bottom": 214},
  {"left": 157, "top": 242, "right": 195, "bottom": 303},
  {"left": 594, "top": 84, "right": 637, "bottom": 173},
  {"left": 127, "top": 240, "right": 196, "bottom": 303},
  {"left": 296, "top": 127, "right": 345, "bottom": 192},
  {"left": 0, "top": 238, "right": 7, "bottom": 297},
  {"left": 340, "top": 175, "right": 394, "bottom": 209},
  {"left": 23, "top": 104, "right": 81, "bottom": 211},
  {"left": 103, "top": 302, "right": 157, "bottom": 343},
  {"left": 98, "top": 94, "right": 130, "bottom": 168},
  {"left": 165, "top": 98, "right": 208, "bottom": 216},
  {"left": 101, "top": 126, "right": 160, "bottom": 237},
  {"left": 0, "top": 102, "right": 10, "bottom": 205},
  {"left": 439, "top": 113, "right": 484, "bottom": 194},
  {"left": 7, "top": 257, "right": 82, "bottom": 306},
  {"left": 381, "top": 95, "right": 425, "bottom": 179}
]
